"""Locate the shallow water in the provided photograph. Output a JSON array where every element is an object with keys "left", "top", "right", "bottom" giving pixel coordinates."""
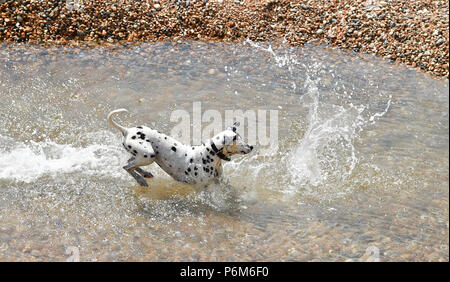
[{"left": 0, "top": 41, "right": 448, "bottom": 261}]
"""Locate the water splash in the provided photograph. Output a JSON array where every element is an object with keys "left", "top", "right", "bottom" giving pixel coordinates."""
[
  {"left": 241, "top": 40, "right": 395, "bottom": 199},
  {"left": 0, "top": 133, "right": 127, "bottom": 183},
  {"left": 287, "top": 80, "right": 362, "bottom": 189}
]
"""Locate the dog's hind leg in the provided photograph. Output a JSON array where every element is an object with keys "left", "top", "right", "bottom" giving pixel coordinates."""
[
  {"left": 123, "top": 161, "right": 149, "bottom": 187},
  {"left": 122, "top": 136, "right": 157, "bottom": 186},
  {"left": 123, "top": 149, "right": 156, "bottom": 187},
  {"left": 125, "top": 157, "right": 153, "bottom": 178},
  {"left": 135, "top": 167, "right": 154, "bottom": 178}
]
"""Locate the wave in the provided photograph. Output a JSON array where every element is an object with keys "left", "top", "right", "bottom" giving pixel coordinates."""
[{"left": 0, "top": 133, "right": 128, "bottom": 183}]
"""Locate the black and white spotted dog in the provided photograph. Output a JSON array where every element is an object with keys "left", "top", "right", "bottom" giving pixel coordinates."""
[{"left": 108, "top": 109, "right": 254, "bottom": 187}]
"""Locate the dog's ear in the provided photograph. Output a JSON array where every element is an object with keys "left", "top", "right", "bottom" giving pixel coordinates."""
[{"left": 227, "top": 121, "right": 240, "bottom": 132}]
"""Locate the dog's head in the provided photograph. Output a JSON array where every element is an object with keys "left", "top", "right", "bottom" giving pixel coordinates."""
[{"left": 220, "top": 122, "right": 254, "bottom": 158}]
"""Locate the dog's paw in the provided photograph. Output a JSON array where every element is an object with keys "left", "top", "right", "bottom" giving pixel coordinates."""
[
  {"left": 142, "top": 172, "right": 153, "bottom": 178},
  {"left": 137, "top": 179, "right": 149, "bottom": 187}
]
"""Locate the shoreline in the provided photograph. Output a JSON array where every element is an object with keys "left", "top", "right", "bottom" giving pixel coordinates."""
[{"left": 0, "top": 0, "right": 448, "bottom": 78}]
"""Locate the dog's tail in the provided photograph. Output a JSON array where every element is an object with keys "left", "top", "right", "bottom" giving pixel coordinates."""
[{"left": 107, "top": 108, "right": 129, "bottom": 136}]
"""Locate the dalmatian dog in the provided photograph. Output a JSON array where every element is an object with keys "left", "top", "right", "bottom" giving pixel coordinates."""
[{"left": 107, "top": 109, "right": 254, "bottom": 187}]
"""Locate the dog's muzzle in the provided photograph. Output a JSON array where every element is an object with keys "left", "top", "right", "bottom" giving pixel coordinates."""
[{"left": 244, "top": 145, "right": 253, "bottom": 154}]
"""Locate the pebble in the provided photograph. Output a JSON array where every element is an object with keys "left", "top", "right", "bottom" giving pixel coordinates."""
[{"left": 435, "top": 38, "right": 445, "bottom": 46}]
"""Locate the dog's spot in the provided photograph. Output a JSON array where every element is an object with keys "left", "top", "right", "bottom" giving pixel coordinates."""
[
  {"left": 190, "top": 158, "right": 193, "bottom": 163},
  {"left": 194, "top": 172, "right": 198, "bottom": 176},
  {"left": 140, "top": 135, "right": 145, "bottom": 140},
  {"left": 139, "top": 141, "right": 143, "bottom": 145},
  {"left": 233, "top": 135, "right": 237, "bottom": 141},
  {"left": 194, "top": 166, "right": 198, "bottom": 170},
  {"left": 151, "top": 154, "right": 155, "bottom": 158},
  {"left": 205, "top": 168, "right": 209, "bottom": 173},
  {"left": 216, "top": 136, "right": 219, "bottom": 140},
  {"left": 155, "top": 146, "right": 159, "bottom": 149},
  {"left": 164, "top": 137, "right": 167, "bottom": 140},
  {"left": 187, "top": 168, "right": 191, "bottom": 172},
  {"left": 192, "top": 147, "right": 195, "bottom": 150},
  {"left": 185, "top": 171, "right": 188, "bottom": 175},
  {"left": 128, "top": 145, "right": 132, "bottom": 148},
  {"left": 232, "top": 127, "right": 236, "bottom": 132},
  {"left": 144, "top": 155, "right": 148, "bottom": 158},
  {"left": 202, "top": 159, "right": 206, "bottom": 165},
  {"left": 171, "top": 146, "right": 177, "bottom": 152},
  {"left": 146, "top": 139, "right": 150, "bottom": 142},
  {"left": 131, "top": 136, "right": 136, "bottom": 139},
  {"left": 173, "top": 143, "right": 177, "bottom": 146},
  {"left": 137, "top": 126, "right": 143, "bottom": 129},
  {"left": 185, "top": 153, "right": 187, "bottom": 157},
  {"left": 133, "top": 150, "right": 138, "bottom": 154}
]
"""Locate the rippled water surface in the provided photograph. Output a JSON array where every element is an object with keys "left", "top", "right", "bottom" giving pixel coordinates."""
[{"left": 0, "top": 41, "right": 448, "bottom": 261}]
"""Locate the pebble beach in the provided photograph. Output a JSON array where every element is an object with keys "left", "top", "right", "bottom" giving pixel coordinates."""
[{"left": 0, "top": 0, "right": 448, "bottom": 77}]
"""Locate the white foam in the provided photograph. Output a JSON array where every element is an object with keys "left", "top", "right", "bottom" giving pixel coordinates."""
[{"left": 0, "top": 136, "right": 127, "bottom": 183}]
